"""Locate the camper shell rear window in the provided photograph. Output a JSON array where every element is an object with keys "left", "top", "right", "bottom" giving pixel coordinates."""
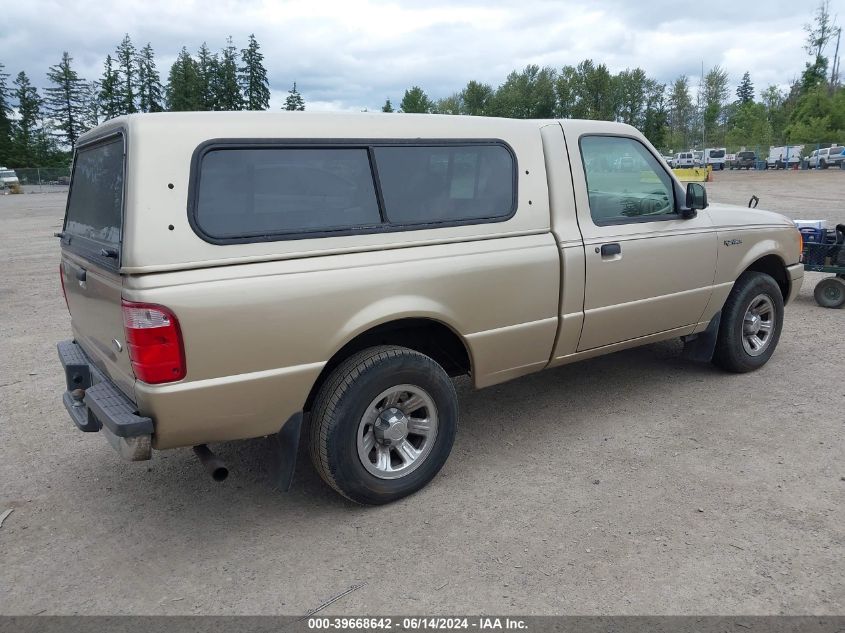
[
  {"left": 188, "top": 139, "right": 517, "bottom": 244},
  {"left": 63, "top": 133, "right": 125, "bottom": 267}
]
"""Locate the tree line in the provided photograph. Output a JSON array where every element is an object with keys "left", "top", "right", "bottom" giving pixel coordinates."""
[
  {"left": 0, "top": 2, "right": 841, "bottom": 168},
  {"left": 0, "top": 33, "right": 305, "bottom": 167},
  {"left": 388, "top": 2, "right": 842, "bottom": 153}
]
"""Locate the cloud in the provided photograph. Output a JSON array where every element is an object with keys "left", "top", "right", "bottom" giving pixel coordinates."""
[{"left": 0, "top": 0, "right": 830, "bottom": 111}]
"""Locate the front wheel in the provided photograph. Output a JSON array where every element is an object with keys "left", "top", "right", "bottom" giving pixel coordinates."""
[
  {"left": 712, "top": 272, "right": 785, "bottom": 373},
  {"left": 309, "top": 345, "right": 458, "bottom": 504}
]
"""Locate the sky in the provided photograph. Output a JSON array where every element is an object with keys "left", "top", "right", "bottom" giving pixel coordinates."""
[{"left": 1, "top": 0, "right": 842, "bottom": 111}]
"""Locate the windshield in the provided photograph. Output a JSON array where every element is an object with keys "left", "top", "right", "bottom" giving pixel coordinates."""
[
  {"left": 0, "top": 170, "right": 15, "bottom": 178},
  {"left": 64, "top": 136, "right": 124, "bottom": 247},
  {"left": 710, "top": 150, "right": 725, "bottom": 158}
]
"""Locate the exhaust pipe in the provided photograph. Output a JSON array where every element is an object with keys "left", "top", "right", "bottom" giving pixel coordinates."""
[{"left": 193, "top": 444, "right": 229, "bottom": 482}]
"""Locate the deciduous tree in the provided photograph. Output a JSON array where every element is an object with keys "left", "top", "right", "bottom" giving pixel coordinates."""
[{"left": 399, "top": 86, "right": 433, "bottom": 113}]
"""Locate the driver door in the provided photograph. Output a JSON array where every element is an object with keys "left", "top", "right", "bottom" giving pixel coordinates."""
[{"left": 571, "top": 133, "right": 717, "bottom": 351}]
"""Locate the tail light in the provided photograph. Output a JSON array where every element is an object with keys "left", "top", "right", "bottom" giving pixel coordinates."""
[
  {"left": 59, "top": 264, "right": 69, "bottom": 312},
  {"left": 121, "top": 300, "right": 186, "bottom": 384}
]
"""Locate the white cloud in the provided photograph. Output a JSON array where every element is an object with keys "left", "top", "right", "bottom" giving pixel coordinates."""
[{"left": 1, "top": 0, "right": 837, "bottom": 111}]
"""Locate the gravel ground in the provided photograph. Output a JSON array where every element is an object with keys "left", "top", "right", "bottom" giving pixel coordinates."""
[{"left": 0, "top": 170, "right": 843, "bottom": 616}]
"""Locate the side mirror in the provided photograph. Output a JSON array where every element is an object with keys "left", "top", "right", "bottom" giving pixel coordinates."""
[{"left": 684, "top": 182, "right": 708, "bottom": 216}]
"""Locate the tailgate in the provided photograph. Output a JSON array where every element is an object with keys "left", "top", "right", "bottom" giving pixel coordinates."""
[{"left": 60, "top": 132, "right": 136, "bottom": 399}]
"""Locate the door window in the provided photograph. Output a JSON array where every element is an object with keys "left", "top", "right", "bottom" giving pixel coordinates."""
[{"left": 580, "top": 136, "right": 676, "bottom": 225}]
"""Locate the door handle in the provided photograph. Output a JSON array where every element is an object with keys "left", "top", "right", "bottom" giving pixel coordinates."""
[
  {"left": 75, "top": 268, "right": 87, "bottom": 282},
  {"left": 600, "top": 243, "right": 621, "bottom": 257}
]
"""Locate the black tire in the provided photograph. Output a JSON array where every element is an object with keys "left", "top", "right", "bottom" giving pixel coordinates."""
[
  {"left": 814, "top": 277, "right": 845, "bottom": 308},
  {"left": 712, "top": 271, "right": 785, "bottom": 373},
  {"left": 821, "top": 160, "right": 828, "bottom": 169},
  {"left": 309, "top": 345, "right": 458, "bottom": 504}
]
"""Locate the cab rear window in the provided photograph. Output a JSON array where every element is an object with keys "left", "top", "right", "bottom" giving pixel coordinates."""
[{"left": 65, "top": 136, "right": 124, "bottom": 247}]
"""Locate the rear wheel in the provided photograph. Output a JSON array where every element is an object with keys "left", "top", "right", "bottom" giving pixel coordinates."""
[
  {"left": 713, "top": 272, "right": 784, "bottom": 373},
  {"left": 309, "top": 345, "right": 458, "bottom": 504},
  {"left": 814, "top": 277, "right": 845, "bottom": 308}
]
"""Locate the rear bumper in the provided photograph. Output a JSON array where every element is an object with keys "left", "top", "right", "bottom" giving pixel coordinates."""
[
  {"left": 57, "top": 340, "right": 152, "bottom": 460},
  {"left": 786, "top": 263, "right": 804, "bottom": 305}
]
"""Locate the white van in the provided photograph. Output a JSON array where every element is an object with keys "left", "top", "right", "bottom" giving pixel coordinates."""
[
  {"left": 674, "top": 152, "right": 695, "bottom": 168},
  {"left": 704, "top": 148, "right": 727, "bottom": 170}
]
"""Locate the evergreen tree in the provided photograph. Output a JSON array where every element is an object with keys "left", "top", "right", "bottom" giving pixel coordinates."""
[
  {"left": 98, "top": 55, "right": 121, "bottom": 121},
  {"left": 0, "top": 62, "right": 13, "bottom": 165},
  {"left": 84, "top": 81, "right": 101, "bottom": 128},
  {"left": 45, "top": 51, "right": 88, "bottom": 148},
  {"left": 166, "top": 47, "right": 201, "bottom": 111},
  {"left": 196, "top": 42, "right": 218, "bottom": 110},
  {"left": 283, "top": 82, "right": 305, "bottom": 111},
  {"left": 137, "top": 43, "right": 163, "bottom": 113},
  {"left": 215, "top": 36, "right": 243, "bottom": 110},
  {"left": 399, "top": 86, "right": 432, "bottom": 113},
  {"left": 115, "top": 34, "right": 138, "bottom": 114},
  {"left": 381, "top": 98, "right": 394, "bottom": 112},
  {"left": 736, "top": 71, "right": 754, "bottom": 105},
  {"left": 239, "top": 34, "right": 270, "bottom": 110},
  {"left": 12, "top": 71, "right": 43, "bottom": 166}
]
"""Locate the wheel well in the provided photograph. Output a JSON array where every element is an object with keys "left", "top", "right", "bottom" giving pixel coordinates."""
[
  {"left": 303, "top": 318, "right": 471, "bottom": 411},
  {"left": 745, "top": 254, "right": 789, "bottom": 301}
]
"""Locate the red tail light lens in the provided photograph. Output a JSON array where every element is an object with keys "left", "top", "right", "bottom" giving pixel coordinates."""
[{"left": 121, "top": 300, "right": 186, "bottom": 384}]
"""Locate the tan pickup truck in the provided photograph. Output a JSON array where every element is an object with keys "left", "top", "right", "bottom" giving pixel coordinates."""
[{"left": 57, "top": 112, "right": 804, "bottom": 504}]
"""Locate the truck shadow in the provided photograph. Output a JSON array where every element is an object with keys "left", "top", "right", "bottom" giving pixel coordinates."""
[{"left": 76, "top": 338, "right": 725, "bottom": 535}]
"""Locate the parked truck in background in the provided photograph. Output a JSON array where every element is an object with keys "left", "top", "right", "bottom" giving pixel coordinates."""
[
  {"left": 729, "top": 151, "right": 757, "bottom": 170},
  {"left": 807, "top": 145, "right": 844, "bottom": 169},
  {"left": 0, "top": 167, "right": 19, "bottom": 188}
]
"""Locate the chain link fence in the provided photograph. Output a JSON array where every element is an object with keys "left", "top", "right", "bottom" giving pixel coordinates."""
[{"left": 2, "top": 167, "right": 72, "bottom": 194}]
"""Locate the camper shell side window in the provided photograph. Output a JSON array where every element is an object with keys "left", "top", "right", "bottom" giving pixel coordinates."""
[{"left": 188, "top": 139, "right": 518, "bottom": 245}]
